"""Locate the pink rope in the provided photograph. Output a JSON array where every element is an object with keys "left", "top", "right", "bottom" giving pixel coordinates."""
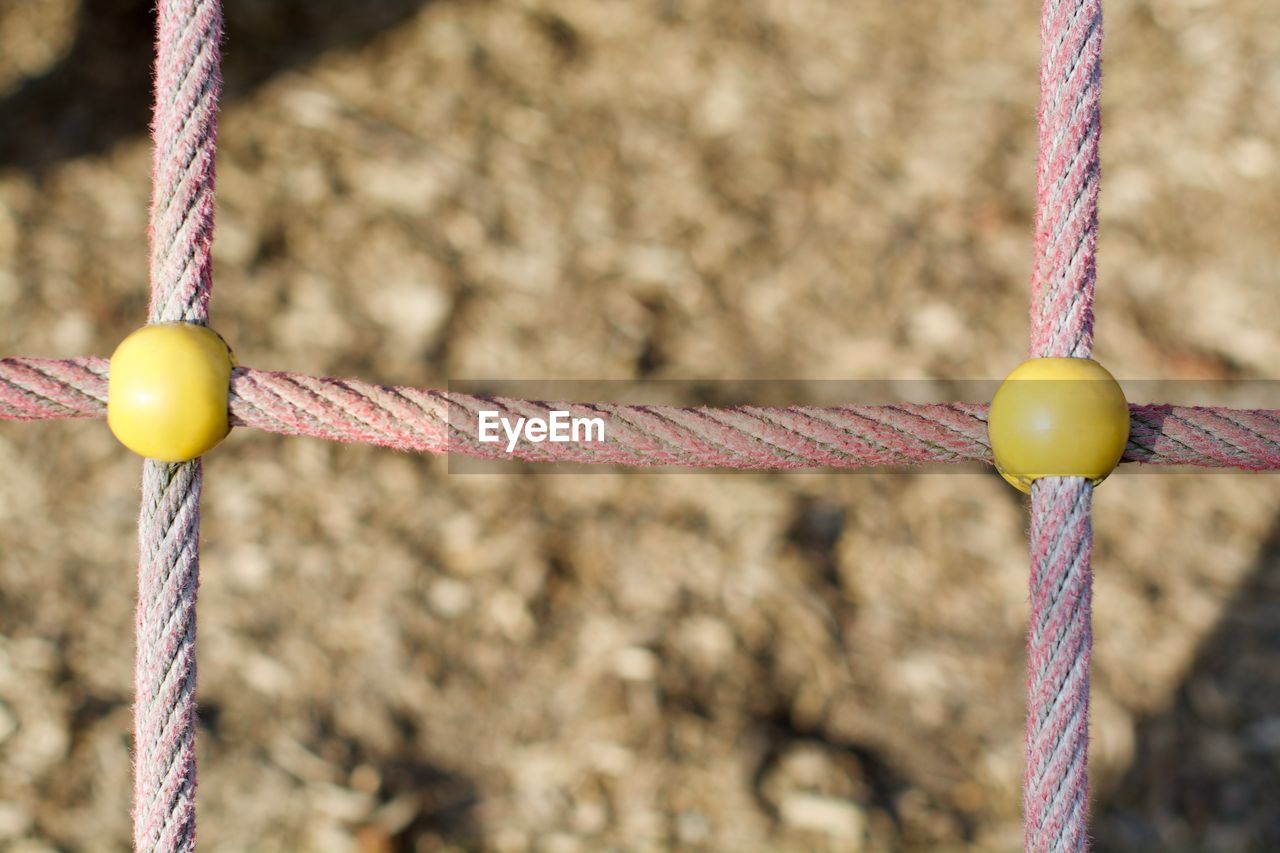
[
  {"left": 147, "top": 0, "right": 221, "bottom": 327},
  {"left": 230, "top": 369, "right": 990, "bottom": 467},
  {"left": 4, "top": 358, "right": 1280, "bottom": 470},
  {"left": 1026, "top": 477, "right": 1093, "bottom": 851},
  {"left": 1031, "top": 0, "right": 1102, "bottom": 361},
  {"left": 133, "top": 1, "right": 222, "bottom": 850},
  {"left": 0, "top": 357, "right": 109, "bottom": 420},
  {"left": 1025, "top": 0, "right": 1103, "bottom": 849}
]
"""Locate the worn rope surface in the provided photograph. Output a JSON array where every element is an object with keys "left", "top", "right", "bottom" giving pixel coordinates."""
[
  {"left": 1025, "top": 0, "right": 1103, "bottom": 849},
  {"left": 4, "top": 358, "right": 1280, "bottom": 470},
  {"left": 1031, "top": 0, "right": 1102, "bottom": 360},
  {"left": 133, "top": 1, "right": 222, "bottom": 850},
  {"left": 1026, "top": 477, "right": 1093, "bottom": 851},
  {"left": 147, "top": 0, "right": 222, "bottom": 326}
]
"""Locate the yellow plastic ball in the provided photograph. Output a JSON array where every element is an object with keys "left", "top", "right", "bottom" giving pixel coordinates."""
[
  {"left": 988, "top": 357, "right": 1129, "bottom": 493},
  {"left": 107, "top": 323, "right": 235, "bottom": 462}
]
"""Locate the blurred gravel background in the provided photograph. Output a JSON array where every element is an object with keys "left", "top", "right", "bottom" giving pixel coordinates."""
[{"left": 2, "top": 0, "right": 1279, "bottom": 850}]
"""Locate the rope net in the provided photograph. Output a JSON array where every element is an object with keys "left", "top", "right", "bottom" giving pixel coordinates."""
[{"left": 0, "top": 0, "right": 1270, "bottom": 850}]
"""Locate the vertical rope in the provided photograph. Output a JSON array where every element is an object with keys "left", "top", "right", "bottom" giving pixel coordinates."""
[
  {"left": 1025, "top": 477, "right": 1093, "bottom": 851},
  {"left": 1025, "top": 0, "right": 1102, "bottom": 850},
  {"left": 134, "top": 461, "right": 204, "bottom": 851},
  {"left": 147, "top": 0, "right": 223, "bottom": 327},
  {"left": 134, "top": 1, "right": 222, "bottom": 850},
  {"left": 1030, "top": 0, "right": 1102, "bottom": 360}
]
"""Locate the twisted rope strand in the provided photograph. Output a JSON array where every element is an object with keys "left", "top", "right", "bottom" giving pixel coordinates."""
[
  {"left": 1026, "top": 0, "right": 1103, "bottom": 849},
  {"left": 4, "top": 358, "right": 1280, "bottom": 470},
  {"left": 148, "top": 0, "right": 222, "bottom": 326},
  {"left": 134, "top": 460, "right": 201, "bottom": 853},
  {"left": 1031, "top": 0, "right": 1102, "bottom": 360},
  {"left": 134, "top": 0, "right": 222, "bottom": 850},
  {"left": 0, "top": 357, "right": 109, "bottom": 420},
  {"left": 1026, "top": 477, "right": 1093, "bottom": 852}
]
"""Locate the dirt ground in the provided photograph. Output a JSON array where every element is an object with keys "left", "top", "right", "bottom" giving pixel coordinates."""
[{"left": 2, "top": 0, "right": 1279, "bottom": 850}]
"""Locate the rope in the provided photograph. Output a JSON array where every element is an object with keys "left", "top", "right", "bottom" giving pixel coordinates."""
[
  {"left": 1026, "top": 0, "right": 1103, "bottom": 849},
  {"left": 1031, "top": 0, "right": 1102, "bottom": 361},
  {"left": 4, "top": 358, "right": 1280, "bottom": 470},
  {"left": 1026, "top": 477, "right": 1093, "bottom": 851},
  {"left": 0, "top": 357, "right": 109, "bottom": 420},
  {"left": 147, "top": 0, "right": 222, "bottom": 326},
  {"left": 231, "top": 370, "right": 991, "bottom": 467},
  {"left": 133, "top": 1, "right": 222, "bottom": 850},
  {"left": 134, "top": 460, "right": 202, "bottom": 853}
]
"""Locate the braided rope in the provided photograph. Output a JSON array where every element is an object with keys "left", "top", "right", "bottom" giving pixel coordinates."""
[
  {"left": 0, "top": 357, "right": 109, "bottom": 420},
  {"left": 1025, "top": 0, "right": 1103, "bottom": 849},
  {"left": 231, "top": 370, "right": 992, "bottom": 467},
  {"left": 1026, "top": 477, "right": 1093, "bottom": 851},
  {"left": 134, "top": 460, "right": 203, "bottom": 853},
  {"left": 4, "top": 358, "right": 1280, "bottom": 470},
  {"left": 147, "top": 0, "right": 222, "bottom": 326},
  {"left": 133, "top": 1, "right": 222, "bottom": 850},
  {"left": 1031, "top": 0, "right": 1102, "bottom": 361}
]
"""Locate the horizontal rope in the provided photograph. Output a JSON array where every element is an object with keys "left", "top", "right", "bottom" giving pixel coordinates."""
[
  {"left": 3, "top": 357, "right": 1280, "bottom": 470},
  {"left": 0, "top": 357, "right": 111, "bottom": 421}
]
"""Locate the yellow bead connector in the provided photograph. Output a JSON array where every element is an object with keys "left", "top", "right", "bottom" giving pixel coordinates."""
[
  {"left": 988, "top": 357, "right": 1130, "bottom": 493},
  {"left": 107, "top": 323, "right": 235, "bottom": 462}
]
